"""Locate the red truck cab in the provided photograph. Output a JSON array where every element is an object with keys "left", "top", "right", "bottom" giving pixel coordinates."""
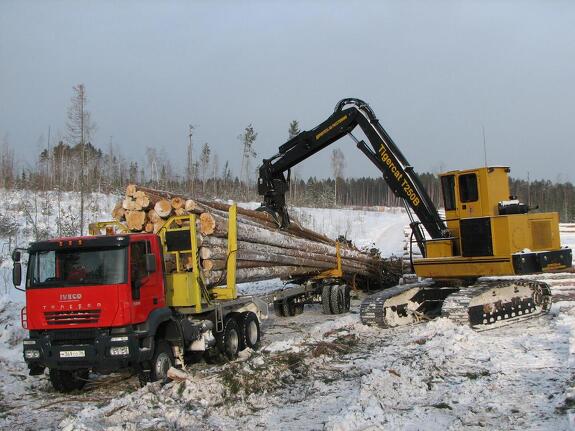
[{"left": 19, "top": 233, "right": 173, "bottom": 390}]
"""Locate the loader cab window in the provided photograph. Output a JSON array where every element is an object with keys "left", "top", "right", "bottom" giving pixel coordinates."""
[
  {"left": 459, "top": 173, "right": 478, "bottom": 203},
  {"left": 441, "top": 175, "right": 456, "bottom": 211}
]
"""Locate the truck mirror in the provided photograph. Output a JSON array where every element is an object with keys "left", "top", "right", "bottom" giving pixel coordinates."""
[
  {"left": 13, "top": 262, "right": 22, "bottom": 287},
  {"left": 12, "top": 250, "right": 21, "bottom": 262},
  {"left": 145, "top": 254, "right": 157, "bottom": 273}
]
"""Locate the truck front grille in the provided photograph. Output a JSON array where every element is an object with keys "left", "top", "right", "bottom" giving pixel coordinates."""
[{"left": 44, "top": 309, "right": 101, "bottom": 325}]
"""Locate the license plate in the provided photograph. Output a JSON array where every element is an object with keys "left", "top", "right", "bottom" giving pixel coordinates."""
[{"left": 59, "top": 350, "right": 85, "bottom": 358}]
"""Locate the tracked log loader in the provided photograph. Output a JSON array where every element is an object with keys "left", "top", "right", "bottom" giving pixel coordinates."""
[{"left": 257, "top": 98, "right": 572, "bottom": 329}]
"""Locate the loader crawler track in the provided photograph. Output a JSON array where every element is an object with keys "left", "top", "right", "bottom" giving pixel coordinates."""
[
  {"left": 360, "top": 278, "right": 552, "bottom": 330},
  {"left": 441, "top": 279, "right": 552, "bottom": 330},
  {"left": 359, "top": 282, "right": 455, "bottom": 328}
]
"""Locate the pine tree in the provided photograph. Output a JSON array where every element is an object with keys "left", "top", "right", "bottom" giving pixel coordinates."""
[
  {"left": 239, "top": 124, "right": 257, "bottom": 197},
  {"left": 200, "top": 142, "right": 211, "bottom": 194},
  {"left": 288, "top": 120, "right": 300, "bottom": 139}
]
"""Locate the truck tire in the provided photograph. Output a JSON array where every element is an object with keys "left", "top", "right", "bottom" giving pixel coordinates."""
[
  {"left": 330, "top": 284, "right": 345, "bottom": 314},
  {"left": 239, "top": 312, "right": 261, "bottom": 350},
  {"left": 281, "top": 298, "right": 296, "bottom": 317},
  {"left": 321, "top": 285, "right": 333, "bottom": 314},
  {"left": 139, "top": 340, "right": 174, "bottom": 386},
  {"left": 49, "top": 368, "right": 89, "bottom": 393},
  {"left": 273, "top": 300, "right": 285, "bottom": 317},
  {"left": 217, "top": 317, "right": 240, "bottom": 360}
]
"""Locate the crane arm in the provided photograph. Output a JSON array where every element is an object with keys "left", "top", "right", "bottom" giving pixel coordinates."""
[{"left": 257, "top": 98, "right": 449, "bottom": 252}]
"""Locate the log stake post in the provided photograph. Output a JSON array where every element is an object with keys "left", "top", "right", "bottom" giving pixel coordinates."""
[
  {"left": 212, "top": 203, "right": 238, "bottom": 300},
  {"left": 188, "top": 214, "right": 203, "bottom": 313}
]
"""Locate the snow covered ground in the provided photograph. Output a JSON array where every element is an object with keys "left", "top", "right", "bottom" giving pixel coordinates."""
[{"left": 0, "top": 191, "right": 573, "bottom": 430}]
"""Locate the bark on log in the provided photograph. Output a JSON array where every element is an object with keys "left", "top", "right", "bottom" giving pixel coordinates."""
[
  {"left": 204, "top": 266, "right": 321, "bottom": 286},
  {"left": 201, "top": 211, "right": 376, "bottom": 264},
  {"left": 111, "top": 184, "right": 386, "bottom": 286}
]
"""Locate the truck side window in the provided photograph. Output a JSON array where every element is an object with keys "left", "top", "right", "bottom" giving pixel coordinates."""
[
  {"left": 130, "top": 241, "right": 150, "bottom": 285},
  {"left": 441, "top": 175, "right": 456, "bottom": 211},
  {"left": 459, "top": 173, "right": 478, "bottom": 203}
]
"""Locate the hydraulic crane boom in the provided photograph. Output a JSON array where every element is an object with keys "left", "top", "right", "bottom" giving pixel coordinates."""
[{"left": 257, "top": 98, "right": 449, "bottom": 255}]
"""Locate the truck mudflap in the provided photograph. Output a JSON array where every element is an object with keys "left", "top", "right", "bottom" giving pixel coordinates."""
[{"left": 23, "top": 328, "right": 143, "bottom": 373}]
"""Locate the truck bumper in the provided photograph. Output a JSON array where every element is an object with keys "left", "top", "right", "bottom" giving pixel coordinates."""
[{"left": 23, "top": 327, "right": 147, "bottom": 373}]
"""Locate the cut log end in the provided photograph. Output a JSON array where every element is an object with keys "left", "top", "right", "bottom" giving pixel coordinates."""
[
  {"left": 126, "top": 184, "right": 137, "bottom": 198},
  {"left": 125, "top": 210, "right": 146, "bottom": 231},
  {"left": 199, "top": 212, "right": 216, "bottom": 235},
  {"left": 171, "top": 197, "right": 185, "bottom": 210},
  {"left": 155, "top": 200, "right": 173, "bottom": 218},
  {"left": 185, "top": 199, "right": 199, "bottom": 212}
]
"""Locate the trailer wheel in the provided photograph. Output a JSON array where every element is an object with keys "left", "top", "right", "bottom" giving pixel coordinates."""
[
  {"left": 294, "top": 302, "right": 305, "bottom": 315},
  {"left": 282, "top": 298, "right": 296, "bottom": 317},
  {"left": 330, "top": 284, "right": 345, "bottom": 314},
  {"left": 273, "top": 300, "right": 285, "bottom": 317},
  {"left": 343, "top": 285, "right": 351, "bottom": 312},
  {"left": 321, "top": 285, "right": 333, "bottom": 314},
  {"left": 239, "top": 312, "right": 261, "bottom": 350},
  {"left": 217, "top": 317, "right": 240, "bottom": 360},
  {"left": 49, "top": 368, "right": 89, "bottom": 393}
]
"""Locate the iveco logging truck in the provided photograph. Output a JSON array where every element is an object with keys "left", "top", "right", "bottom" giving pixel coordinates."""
[
  {"left": 13, "top": 208, "right": 272, "bottom": 392},
  {"left": 14, "top": 205, "right": 356, "bottom": 392}
]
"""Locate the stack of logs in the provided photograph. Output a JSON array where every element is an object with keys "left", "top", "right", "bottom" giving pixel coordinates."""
[{"left": 111, "top": 185, "right": 391, "bottom": 287}]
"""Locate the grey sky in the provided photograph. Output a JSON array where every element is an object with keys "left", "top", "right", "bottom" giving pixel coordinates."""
[{"left": 1, "top": 0, "right": 574, "bottom": 182}]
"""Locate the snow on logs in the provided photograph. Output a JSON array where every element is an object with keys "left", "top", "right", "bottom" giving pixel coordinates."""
[{"left": 112, "top": 184, "right": 387, "bottom": 287}]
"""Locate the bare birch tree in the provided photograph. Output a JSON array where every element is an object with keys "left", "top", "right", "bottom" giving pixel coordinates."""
[
  {"left": 66, "top": 84, "right": 96, "bottom": 235},
  {"left": 330, "top": 148, "right": 345, "bottom": 205}
]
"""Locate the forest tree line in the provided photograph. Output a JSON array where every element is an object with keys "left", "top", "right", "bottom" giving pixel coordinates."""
[
  {"left": 1, "top": 84, "right": 574, "bottom": 222},
  {"left": 0, "top": 137, "right": 573, "bottom": 222}
]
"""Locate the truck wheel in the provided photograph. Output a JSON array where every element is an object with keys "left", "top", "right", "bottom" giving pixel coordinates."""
[
  {"left": 49, "top": 368, "right": 89, "bottom": 393},
  {"left": 330, "top": 284, "right": 345, "bottom": 314},
  {"left": 273, "top": 300, "right": 285, "bottom": 317},
  {"left": 281, "top": 298, "right": 296, "bottom": 317},
  {"left": 321, "top": 285, "right": 333, "bottom": 314},
  {"left": 217, "top": 317, "right": 240, "bottom": 360},
  {"left": 139, "top": 340, "right": 174, "bottom": 386},
  {"left": 239, "top": 312, "right": 261, "bottom": 350}
]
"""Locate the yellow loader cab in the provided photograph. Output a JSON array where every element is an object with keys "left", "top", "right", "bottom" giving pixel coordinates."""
[{"left": 414, "top": 166, "right": 572, "bottom": 278}]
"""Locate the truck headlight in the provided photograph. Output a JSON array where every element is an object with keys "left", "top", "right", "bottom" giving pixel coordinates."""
[
  {"left": 110, "top": 336, "right": 129, "bottom": 342},
  {"left": 110, "top": 346, "right": 130, "bottom": 356},
  {"left": 25, "top": 350, "right": 40, "bottom": 359}
]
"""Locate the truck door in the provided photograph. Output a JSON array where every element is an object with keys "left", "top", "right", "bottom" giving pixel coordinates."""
[{"left": 129, "top": 240, "right": 163, "bottom": 323}]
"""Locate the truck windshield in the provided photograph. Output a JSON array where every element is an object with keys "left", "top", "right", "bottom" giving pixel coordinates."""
[{"left": 27, "top": 247, "right": 128, "bottom": 288}]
